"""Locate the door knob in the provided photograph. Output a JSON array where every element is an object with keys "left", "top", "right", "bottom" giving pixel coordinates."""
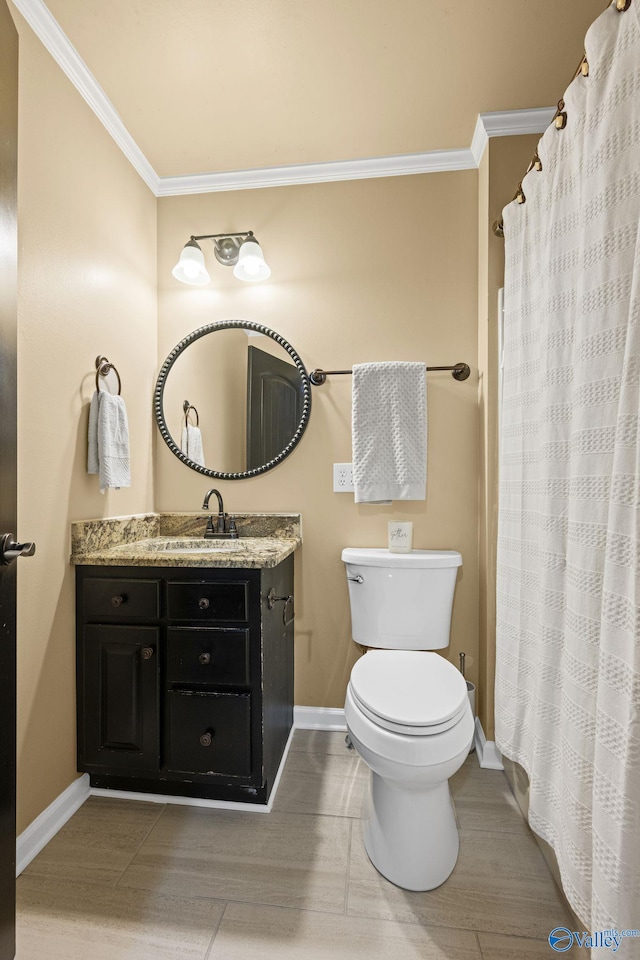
[{"left": 0, "top": 533, "right": 36, "bottom": 566}]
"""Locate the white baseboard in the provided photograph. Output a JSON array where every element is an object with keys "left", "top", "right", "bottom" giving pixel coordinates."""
[
  {"left": 88, "top": 786, "right": 271, "bottom": 812},
  {"left": 474, "top": 717, "right": 504, "bottom": 770},
  {"left": 294, "top": 705, "right": 347, "bottom": 731},
  {"left": 16, "top": 773, "right": 90, "bottom": 876}
]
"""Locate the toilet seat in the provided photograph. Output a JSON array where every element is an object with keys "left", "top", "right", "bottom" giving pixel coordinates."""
[
  {"left": 349, "top": 687, "right": 468, "bottom": 736},
  {"left": 349, "top": 651, "right": 468, "bottom": 736}
]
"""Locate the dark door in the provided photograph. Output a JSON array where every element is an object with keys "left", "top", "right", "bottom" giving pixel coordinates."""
[
  {"left": 246, "top": 346, "right": 303, "bottom": 470},
  {"left": 0, "top": 7, "right": 19, "bottom": 960}
]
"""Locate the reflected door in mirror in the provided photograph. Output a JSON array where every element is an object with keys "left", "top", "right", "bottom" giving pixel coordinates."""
[{"left": 246, "top": 346, "right": 304, "bottom": 470}]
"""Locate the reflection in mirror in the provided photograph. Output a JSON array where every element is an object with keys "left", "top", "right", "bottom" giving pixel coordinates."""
[{"left": 154, "top": 321, "right": 311, "bottom": 480}]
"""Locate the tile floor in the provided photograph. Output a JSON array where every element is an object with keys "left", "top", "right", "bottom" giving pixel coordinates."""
[{"left": 17, "top": 730, "right": 571, "bottom": 959}]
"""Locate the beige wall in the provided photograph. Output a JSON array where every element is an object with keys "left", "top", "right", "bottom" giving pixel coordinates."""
[
  {"left": 157, "top": 173, "right": 479, "bottom": 708},
  {"left": 476, "top": 134, "right": 539, "bottom": 738},
  {"left": 13, "top": 10, "right": 157, "bottom": 832}
]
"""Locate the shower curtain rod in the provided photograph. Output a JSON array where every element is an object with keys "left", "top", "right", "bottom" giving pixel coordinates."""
[
  {"left": 493, "top": 0, "right": 632, "bottom": 238},
  {"left": 309, "top": 363, "right": 471, "bottom": 385}
]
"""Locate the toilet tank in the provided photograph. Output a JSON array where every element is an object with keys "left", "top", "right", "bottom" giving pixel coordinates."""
[{"left": 342, "top": 548, "right": 462, "bottom": 650}]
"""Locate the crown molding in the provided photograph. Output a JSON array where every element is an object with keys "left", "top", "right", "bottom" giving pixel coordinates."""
[
  {"left": 156, "top": 148, "right": 478, "bottom": 196},
  {"left": 471, "top": 107, "right": 555, "bottom": 165},
  {"left": 12, "top": 0, "right": 160, "bottom": 194},
  {"left": 470, "top": 115, "right": 490, "bottom": 168},
  {"left": 16, "top": 0, "right": 555, "bottom": 197},
  {"left": 157, "top": 108, "right": 555, "bottom": 195}
]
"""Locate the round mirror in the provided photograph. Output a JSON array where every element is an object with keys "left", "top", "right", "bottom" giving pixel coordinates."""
[{"left": 154, "top": 320, "right": 312, "bottom": 479}]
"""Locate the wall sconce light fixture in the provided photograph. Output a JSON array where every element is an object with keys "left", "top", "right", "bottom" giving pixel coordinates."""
[{"left": 172, "top": 231, "right": 271, "bottom": 285}]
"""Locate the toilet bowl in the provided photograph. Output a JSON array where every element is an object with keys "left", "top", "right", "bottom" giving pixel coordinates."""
[{"left": 342, "top": 548, "right": 473, "bottom": 891}]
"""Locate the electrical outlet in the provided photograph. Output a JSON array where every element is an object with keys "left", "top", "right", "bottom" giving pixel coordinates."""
[{"left": 333, "top": 462, "right": 354, "bottom": 492}]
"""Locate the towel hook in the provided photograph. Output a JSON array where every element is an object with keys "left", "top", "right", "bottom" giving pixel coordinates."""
[
  {"left": 95, "top": 355, "right": 122, "bottom": 395},
  {"left": 183, "top": 400, "right": 200, "bottom": 426}
]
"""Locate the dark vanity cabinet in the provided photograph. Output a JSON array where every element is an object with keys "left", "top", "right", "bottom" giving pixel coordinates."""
[{"left": 76, "top": 557, "right": 294, "bottom": 804}]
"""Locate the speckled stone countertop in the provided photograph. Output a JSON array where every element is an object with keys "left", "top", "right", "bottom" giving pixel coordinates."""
[{"left": 71, "top": 513, "right": 301, "bottom": 569}]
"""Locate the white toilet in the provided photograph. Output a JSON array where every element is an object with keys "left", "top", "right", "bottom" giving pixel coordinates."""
[{"left": 343, "top": 547, "right": 474, "bottom": 891}]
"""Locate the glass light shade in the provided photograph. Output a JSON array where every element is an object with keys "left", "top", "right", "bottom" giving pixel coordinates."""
[
  {"left": 172, "top": 242, "right": 210, "bottom": 285},
  {"left": 233, "top": 238, "right": 271, "bottom": 282}
]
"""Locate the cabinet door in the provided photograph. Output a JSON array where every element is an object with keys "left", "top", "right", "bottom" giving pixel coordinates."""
[{"left": 80, "top": 625, "right": 159, "bottom": 771}]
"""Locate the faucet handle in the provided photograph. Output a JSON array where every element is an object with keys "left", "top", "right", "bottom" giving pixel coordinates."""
[{"left": 228, "top": 516, "right": 238, "bottom": 538}]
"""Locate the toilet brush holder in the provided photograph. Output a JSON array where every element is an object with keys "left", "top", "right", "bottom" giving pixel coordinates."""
[
  {"left": 459, "top": 653, "right": 475, "bottom": 752},
  {"left": 466, "top": 681, "right": 476, "bottom": 752}
]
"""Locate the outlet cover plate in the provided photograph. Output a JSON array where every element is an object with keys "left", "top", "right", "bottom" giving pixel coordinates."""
[{"left": 333, "top": 463, "right": 354, "bottom": 492}]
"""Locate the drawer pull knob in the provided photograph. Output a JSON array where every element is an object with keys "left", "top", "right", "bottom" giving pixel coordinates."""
[
  {"left": 199, "top": 652, "right": 211, "bottom": 665},
  {"left": 200, "top": 731, "right": 213, "bottom": 747},
  {"left": 111, "top": 595, "right": 125, "bottom": 607},
  {"left": 141, "top": 646, "right": 154, "bottom": 660},
  {"left": 198, "top": 597, "right": 210, "bottom": 610}
]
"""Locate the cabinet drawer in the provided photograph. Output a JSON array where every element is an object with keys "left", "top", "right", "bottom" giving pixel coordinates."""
[
  {"left": 83, "top": 578, "right": 160, "bottom": 620},
  {"left": 167, "top": 580, "right": 248, "bottom": 623},
  {"left": 166, "top": 627, "right": 250, "bottom": 686},
  {"left": 166, "top": 690, "right": 251, "bottom": 777}
]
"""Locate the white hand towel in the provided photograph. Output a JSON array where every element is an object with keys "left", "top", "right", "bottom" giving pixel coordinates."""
[
  {"left": 352, "top": 361, "right": 427, "bottom": 504},
  {"left": 96, "top": 391, "right": 131, "bottom": 493},
  {"left": 181, "top": 424, "right": 205, "bottom": 467},
  {"left": 87, "top": 391, "right": 100, "bottom": 475}
]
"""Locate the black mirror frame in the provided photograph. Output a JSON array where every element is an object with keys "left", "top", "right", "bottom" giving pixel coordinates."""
[{"left": 153, "top": 320, "right": 312, "bottom": 480}]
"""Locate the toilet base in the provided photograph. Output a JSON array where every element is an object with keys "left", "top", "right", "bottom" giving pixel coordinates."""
[{"left": 362, "top": 772, "right": 459, "bottom": 891}]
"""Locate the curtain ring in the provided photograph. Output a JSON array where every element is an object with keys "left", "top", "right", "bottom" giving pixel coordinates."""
[
  {"left": 554, "top": 99, "right": 568, "bottom": 130},
  {"left": 492, "top": 218, "right": 504, "bottom": 238},
  {"left": 580, "top": 57, "right": 589, "bottom": 77},
  {"left": 616, "top": 0, "right": 631, "bottom": 12},
  {"left": 527, "top": 152, "right": 543, "bottom": 174},
  {"left": 515, "top": 183, "right": 526, "bottom": 205}
]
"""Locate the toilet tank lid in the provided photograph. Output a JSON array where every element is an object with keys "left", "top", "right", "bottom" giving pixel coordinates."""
[
  {"left": 342, "top": 548, "right": 462, "bottom": 568},
  {"left": 350, "top": 651, "right": 468, "bottom": 727}
]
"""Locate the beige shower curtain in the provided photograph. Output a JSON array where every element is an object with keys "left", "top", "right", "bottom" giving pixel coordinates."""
[{"left": 496, "top": 1, "right": 640, "bottom": 948}]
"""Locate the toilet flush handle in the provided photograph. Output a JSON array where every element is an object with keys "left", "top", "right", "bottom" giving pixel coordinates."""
[{"left": 347, "top": 575, "right": 364, "bottom": 584}]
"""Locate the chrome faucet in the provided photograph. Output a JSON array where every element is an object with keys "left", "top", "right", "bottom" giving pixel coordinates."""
[{"left": 202, "top": 489, "right": 238, "bottom": 539}]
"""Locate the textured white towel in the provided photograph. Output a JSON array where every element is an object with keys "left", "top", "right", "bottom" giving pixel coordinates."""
[
  {"left": 352, "top": 362, "right": 426, "bottom": 503},
  {"left": 87, "top": 391, "right": 100, "bottom": 475},
  {"left": 181, "top": 424, "right": 205, "bottom": 467},
  {"left": 87, "top": 390, "right": 131, "bottom": 493}
]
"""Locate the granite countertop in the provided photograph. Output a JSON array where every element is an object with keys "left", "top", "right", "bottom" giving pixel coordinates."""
[{"left": 71, "top": 513, "right": 301, "bottom": 569}]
